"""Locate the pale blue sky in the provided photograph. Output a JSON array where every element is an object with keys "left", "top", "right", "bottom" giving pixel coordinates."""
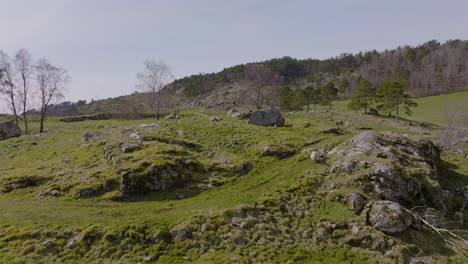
[{"left": 1, "top": 0, "right": 467, "bottom": 111}]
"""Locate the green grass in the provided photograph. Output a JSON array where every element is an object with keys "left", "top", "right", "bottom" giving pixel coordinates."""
[
  {"left": 333, "top": 91, "right": 468, "bottom": 126},
  {"left": 0, "top": 106, "right": 466, "bottom": 263}
]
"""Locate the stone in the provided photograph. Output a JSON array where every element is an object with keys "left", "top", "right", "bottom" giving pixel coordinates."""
[
  {"left": 227, "top": 108, "right": 239, "bottom": 117},
  {"left": 120, "top": 143, "right": 141, "bottom": 153},
  {"left": 236, "top": 162, "right": 253, "bottom": 175},
  {"left": 82, "top": 132, "right": 100, "bottom": 142},
  {"left": 310, "top": 151, "right": 318, "bottom": 161},
  {"left": 368, "top": 108, "right": 379, "bottom": 115},
  {"left": 409, "top": 258, "right": 428, "bottom": 264},
  {"left": 366, "top": 201, "right": 413, "bottom": 234},
  {"left": 143, "top": 256, "right": 154, "bottom": 262},
  {"left": 209, "top": 116, "right": 222, "bottom": 122},
  {"left": 186, "top": 117, "right": 196, "bottom": 120},
  {"left": 418, "top": 207, "right": 446, "bottom": 227},
  {"left": 177, "top": 130, "right": 184, "bottom": 135},
  {"left": 129, "top": 133, "right": 140, "bottom": 140},
  {"left": 122, "top": 128, "right": 136, "bottom": 134},
  {"left": 344, "top": 193, "right": 368, "bottom": 214},
  {"left": 0, "top": 120, "right": 22, "bottom": 140},
  {"left": 165, "top": 114, "right": 180, "bottom": 120},
  {"left": 261, "top": 145, "right": 294, "bottom": 159},
  {"left": 248, "top": 108, "right": 285, "bottom": 127},
  {"left": 335, "top": 120, "right": 344, "bottom": 125},
  {"left": 139, "top": 123, "right": 161, "bottom": 128}
]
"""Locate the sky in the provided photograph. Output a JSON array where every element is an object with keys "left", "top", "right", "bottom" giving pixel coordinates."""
[{"left": 1, "top": 0, "right": 468, "bottom": 113}]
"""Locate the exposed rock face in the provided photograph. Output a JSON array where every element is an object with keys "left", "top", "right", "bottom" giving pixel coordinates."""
[
  {"left": 119, "top": 161, "right": 201, "bottom": 196},
  {"left": 248, "top": 108, "right": 285, "bottom": 127},
  {"left": 0, "top": 120, "right": 22, "bottom": 140},
  {"left": 366, "top": 201, "right": 413, "bottom": 234},
  {"left": 328, "top": 131, "right": 449, "bottom": 212}
]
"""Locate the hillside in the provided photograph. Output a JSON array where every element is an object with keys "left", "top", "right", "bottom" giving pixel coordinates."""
[
  {"left": 0, "top": 105, "right": 467, "bottom": 263},
  {"left": 45, "top": 39, "right": 468, "bottom": 116},
  {"left": 167, "top": 39, "right": 468, "bottom": 109}
]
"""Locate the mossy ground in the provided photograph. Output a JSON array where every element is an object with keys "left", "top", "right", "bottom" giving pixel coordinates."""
[{"left": 0, "top": 105, "right": 466, "bottom": 263}]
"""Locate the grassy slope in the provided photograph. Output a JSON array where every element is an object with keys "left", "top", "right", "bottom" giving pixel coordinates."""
[
  {"left": 333, "top": 91, "right": 468, "bottom": 126},
  {"left": 0, "top": 103, "right": 466, "bottom": 263}
]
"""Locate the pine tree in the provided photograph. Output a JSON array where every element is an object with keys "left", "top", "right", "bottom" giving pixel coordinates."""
[
  {"left": 320, "top": 81, "right": 338, "bottom": 110},
  {"left": 376, "top": 81, "right": 418, "bottom": 123},
  {"left": 348, "top": 78, "right": 375, "bottom": 113}
]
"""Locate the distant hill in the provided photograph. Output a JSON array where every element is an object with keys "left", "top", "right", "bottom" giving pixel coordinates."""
[
  {"left": 167, "top": 39, "right": 468, "bottom": 109},
  {"left": 40, "top": 39, "right": 468, "bottom": 115}
]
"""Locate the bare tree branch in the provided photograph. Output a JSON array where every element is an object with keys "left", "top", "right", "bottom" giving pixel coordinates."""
[{"left": 136, "top": 60, "right": 173, "bottom": 119}]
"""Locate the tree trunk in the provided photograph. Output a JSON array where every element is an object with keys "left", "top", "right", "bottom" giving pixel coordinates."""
[
  {"left": 21, "top": 76, "right": 29, "bottom": 134},
  {"left": 23, "top": 112, "right": 28, "bottom": 134},
  {"left": 396, "top": 97, "right": 400, "bottom": 123}
]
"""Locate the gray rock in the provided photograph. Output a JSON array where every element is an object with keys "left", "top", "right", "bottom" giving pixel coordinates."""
[
  {"left": 209, "top": 116, "right": 222, "bottom": 122},
  {"left": 368, "top": 108, "right": 379, "bottom": 115},
  {"left": 82, "top": 132, "right": 100, "bottom": 142},
  {"left": 418, "top": 207, "right": 446, "bottom": 227},
  {"left": 366, "top": 201, "right": 412, "bottom": 234},
  {"left": 335, "top": 120, "right": 344, "bottom": 125},
  {"left": 409, "top": 258, "right": 428, "bottom": 264},
  {"left": 165, "top": 114, "right": 180, "bottom": 120},
  {"left": 122, "top": 128, "right": 136, "bottom": 134},
  {"left": 129, "top": 133, "right": 140, "bottom": 140},
  {"left": 177, "top": 130, "right": 184, "bottom": 135},
  {"left": 0, "top": 120, "right": 22, "bottom": 140},
  {"left": 344, "top": 193, "right": 368, "bottom": 214},
  {"left": 248, "top": 108, "right": 285, "bottom": 127},
  {"left": 236, "top": 162, "right": 253, "bottom": 175},
  {"left": 227, "top": 108, "right": 239, "bottom": 116},
  {"left": 140, "top": 123, "right": 161, "bottom": 128},
  {"left": 186, "top": 117, "right": 196, "bottom": 120},
  {"left": 120, "top": 142, "right": 141, "bottom": 153}
]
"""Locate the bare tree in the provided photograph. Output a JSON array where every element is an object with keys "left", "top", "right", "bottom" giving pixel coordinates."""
[
  {"left": 438, "top": 105, "right": 468, "bottom": 151},
  {"left": 242, "top": 64, "right": 280, "bottom": 110},
  {"left": 15, "top": 49, "right": 33, "bottom": 134},
  {"left": 136, "top": 60, "right": 173, "bottom": 119},
  {"left": 35, "top": 59, "right": 70, "bottom": 133},
  {"left": 0, "top": 50, "right": 19, "bottom": 124}
]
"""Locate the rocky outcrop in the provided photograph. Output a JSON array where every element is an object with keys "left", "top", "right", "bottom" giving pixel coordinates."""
[
  {"left": 248, "top": 108, "right": 285, "bottom": 127},
  {"left": 119, "top": 160, "right": 202, "bottom": 196},
  {"left": 0, "top": 120, "right": 22, "bottom": 140},
  {"left": 328, "top": 131, "right": 449, "bottom": 212},
  {"left": 365, "top": 201, "right": 413, "bottom": 234}
]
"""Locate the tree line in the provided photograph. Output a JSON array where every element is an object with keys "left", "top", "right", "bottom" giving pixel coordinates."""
[
  {"left": 0, "top": 49, "right": 70, "bottom": 133},
  {"left": 280, "top": 76, "right": 417, "bottom": 123}
]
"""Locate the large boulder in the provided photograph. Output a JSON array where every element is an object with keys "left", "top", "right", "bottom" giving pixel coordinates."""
[
  {"left": 248, "top": 108, "right": 285, "bottom": 127},
  {"left": 366, "top": 201, "right": 413, "bottom": 234},
  {"left": 0, "top": 120, "right": 22, "bottom": 140}
]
